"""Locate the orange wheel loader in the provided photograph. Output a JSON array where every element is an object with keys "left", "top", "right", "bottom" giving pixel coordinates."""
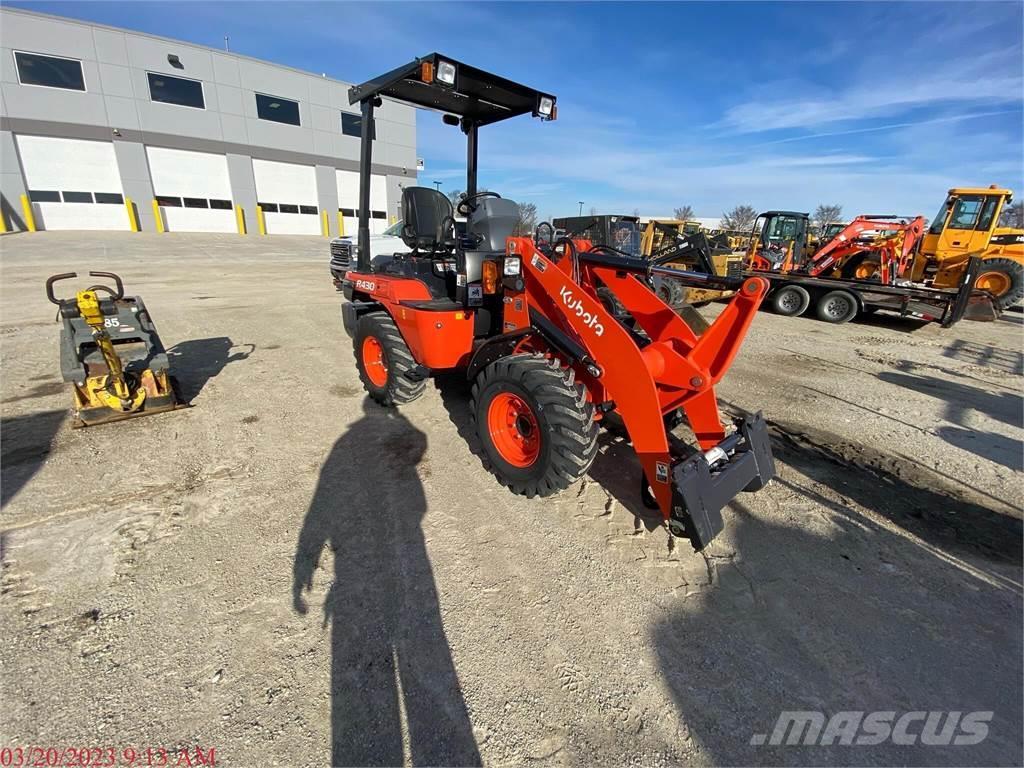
[{"left": 338, "top": 54, "right": 775, "bottom": 549}]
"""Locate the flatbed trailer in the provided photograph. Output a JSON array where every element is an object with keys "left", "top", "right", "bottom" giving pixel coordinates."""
[{"left": 745, "top": 255, "right": 997, "bottom": 328}]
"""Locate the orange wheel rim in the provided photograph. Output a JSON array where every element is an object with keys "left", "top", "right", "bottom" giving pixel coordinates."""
[
  {"left": 487, "top": 392, "right": 540, "bottom": 468},
  {"left": 976, "top": 271, "right": 1010, "bottom": 296},
  {"left": 855, "top": 263, "right": 877, "bottom": 279},
  {"left": 362, "top": 336, "right": 388, "bottom": 387}
]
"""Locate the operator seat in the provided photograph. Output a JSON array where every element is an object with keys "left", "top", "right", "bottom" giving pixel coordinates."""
[
  {"left": 377, "top": 187, "right": 456, "bottom": 301},
  {"left": 401, "top": 187, "right": 454, "bottom": 253}
]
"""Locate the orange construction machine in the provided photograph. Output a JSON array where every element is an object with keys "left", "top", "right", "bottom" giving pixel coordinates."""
[{"left": 338, "top": 54, "right": 775, "bottom": 549}]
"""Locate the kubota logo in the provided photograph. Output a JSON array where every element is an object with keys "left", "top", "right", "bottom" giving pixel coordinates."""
[{"left": 559, "top": 286, "right": 604, "bottom": 337}]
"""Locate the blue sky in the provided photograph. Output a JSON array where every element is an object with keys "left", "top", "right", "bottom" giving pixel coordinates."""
[{"left": 12, "top": 1, "right": 1024, "bottom": 221}]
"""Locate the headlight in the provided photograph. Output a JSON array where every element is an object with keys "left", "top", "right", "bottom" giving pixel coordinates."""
[
  {"left": 503, "top": 256, "right": 521, "bottom": 276},
  {"left": 537, "top": 96, "right": 554, "bottom": 117},
  {"left": 436, "top": 60, "right": 456, "bottom": 86}
]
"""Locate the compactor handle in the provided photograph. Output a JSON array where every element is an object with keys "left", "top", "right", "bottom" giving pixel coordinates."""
[
  {"left": 88, "top": 271, "right": 124, "bottom": 300},
  {"left": 45, "top": 272, "right": 78, "bottom": 305}
]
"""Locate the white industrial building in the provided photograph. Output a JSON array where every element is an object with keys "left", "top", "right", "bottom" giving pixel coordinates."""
[{"left": 0, "top": 7, "right": 417, "bottom": 235}]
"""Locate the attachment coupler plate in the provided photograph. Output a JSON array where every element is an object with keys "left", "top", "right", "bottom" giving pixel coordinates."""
[{"left": 670, "top": 412, "right": 775, "bottom": 550}]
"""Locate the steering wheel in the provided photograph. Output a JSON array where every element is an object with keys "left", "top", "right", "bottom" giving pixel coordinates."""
[{"left": 456, "top": 190, "right": 501, "bottom": 217}]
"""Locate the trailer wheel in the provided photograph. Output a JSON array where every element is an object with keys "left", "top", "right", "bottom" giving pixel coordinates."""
[
  {"left": 975, "top": 258, "right": 1024, "bottom": 309},
  {"left": 353, "top": 311, "right": 426, "bottom": 406},
  {"left": 770, "top": 285, "right": 811, "bottom": 316},
  {"left": 472, "top": 353, "right": 598, "bottom": 498},
  {"left": 815, "top": 290, "right": 859, "bottom": 324}
]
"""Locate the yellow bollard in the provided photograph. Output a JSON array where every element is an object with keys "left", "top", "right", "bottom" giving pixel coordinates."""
[
  {"left": 256, "top": 205, "right": 266, "bottom": 236},
  {"left": 125, "top": 197, "right": 139, "bottom": 232},
  {"left": 20, "top": 194, "right": 37, "bottom": 232},
  {"left": 337, "top": 211, "right": 345, "bottom": 237},
  {"left": 390, "top": 215, "right": 397, "bottom": 225},
  {"left": 151, "top": 199, "right": 165, "bottom": 233},
  {"left": 321, "top": 209, "right": 329, "bottom": 237},
  {"left": 235, "top": 205, "right": 246, "bottom": 234},
  {"left": 0, "top": 206, "right": 8, "bottom": 234}
]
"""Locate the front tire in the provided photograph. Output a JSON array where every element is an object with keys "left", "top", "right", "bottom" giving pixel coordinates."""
[
  {"left": 471, "top": 353, "right": 598, "bottom": 497},
  {"left": 353, "top": 311, "right": 426, "bottom": 406},
  {"left": 975, "top": 258, "right": 1024, "bottom": 309}
]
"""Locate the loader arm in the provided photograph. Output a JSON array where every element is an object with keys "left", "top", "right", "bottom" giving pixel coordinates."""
[{"left": 511, "top": 237, "right": 774, "bottom": 544}]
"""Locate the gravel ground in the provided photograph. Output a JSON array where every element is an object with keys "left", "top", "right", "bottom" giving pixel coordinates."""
[{"left": 1, "top": 232, "right": 1021, "bottom": 767}]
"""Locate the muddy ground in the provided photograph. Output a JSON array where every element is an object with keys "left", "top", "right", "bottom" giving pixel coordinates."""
[{"left": 1, "top": 232, "right": 1021, "bottom": 767}]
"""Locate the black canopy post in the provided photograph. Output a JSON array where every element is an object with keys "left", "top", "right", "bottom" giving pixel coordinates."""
[
  {"left": 356, "top": 97, "right": 375, "bottom": 272},
  {"left": 466, "top": 121, "right": 478, "bottom": 197}
]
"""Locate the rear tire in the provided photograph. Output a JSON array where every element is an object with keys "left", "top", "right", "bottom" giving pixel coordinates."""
[
  {"left": 472, "top": 353, "right": 598, "bottom": 497},
  {"left": 655, "top": 276, "right": 685, "bottom": 310},
  {"left": 353, "top": 311, "right": 426, "bottom": 406},
  {"left": 975, "top": 258, "right": 1024, "bottom": 309},
  {"left": 770, "top": 284, "right": 811, "bottom": 316},
  {"left": 815, "top": 290, "right": 859, "bottom": 323}
]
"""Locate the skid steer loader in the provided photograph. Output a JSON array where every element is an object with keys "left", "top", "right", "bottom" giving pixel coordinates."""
[
  {"left": 46, "top": 271, "right": 183, "bottom": 427},
  {"left": 339, "top": 54, "right": 775, "bottom": 549}
]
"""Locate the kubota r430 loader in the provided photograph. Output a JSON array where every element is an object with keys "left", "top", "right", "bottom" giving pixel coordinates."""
[{"left": 338, "top": 54, "right": 775, "bottom": 549}]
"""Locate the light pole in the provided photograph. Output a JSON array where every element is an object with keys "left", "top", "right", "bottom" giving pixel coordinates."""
[
  {"left": 578, "top": 201, "right": 584, "bottom": 216},
  {"left": 433, "top": 181, "right": 442, "bottom": 191}
]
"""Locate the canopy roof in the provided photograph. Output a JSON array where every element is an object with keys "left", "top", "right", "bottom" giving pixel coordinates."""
[{"left": 348, "top": 53, "right": 556, "bottom": 126}]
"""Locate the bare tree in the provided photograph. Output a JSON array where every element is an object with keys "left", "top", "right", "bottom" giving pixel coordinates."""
[
  {"left": 447, "top": 189, "right": 463, "bottom": 205},
  {"left": 514, "top": 202, "right": 538, "bottom": 236},
  {"left": 588, "top": 206, "right": 597, "bottom": 217},
  {"left": 632, "top": 208, "right": 640, "bottom": 218},
  {"left": 1000, "top": 200, "right": 1023, "bottom": 228},
  {"left": 673, "top": 205, "right": 694, "bottom": 221},
  {"left": 814, "top": 204, "right": 843, "bottom": 230},
  {"left": 721, "top": 204, "right": 757, "bottom": 231}
]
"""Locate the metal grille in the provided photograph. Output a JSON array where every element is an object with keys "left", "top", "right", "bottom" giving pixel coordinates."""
[
  {"left": 330, "top": 240, "right": 353, "bottom": 271},
  {"left": 726, "top": 258, "right": 743, "bottom": 279}
]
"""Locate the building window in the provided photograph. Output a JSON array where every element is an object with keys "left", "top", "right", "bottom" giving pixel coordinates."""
[
  {"left": 28, "top": 190, "right": 60, "bottom": 202},
  {"left": 279, "top": 203, "right": 299, "bottom": 214},
  {"left": 155, "top": 196, "right": 182, "bottom": 207},
  {"left": 148, "top": 72, "right": 205, "bottom": 109},
  {"left": 371, "top": 211, "right": 386, "bottom": 219},
  {"left": 62, "top": 191, "right": 93, "bottom": 203},
  {"left": 183, "top": 197, "right": 209, "bottom": 208},
  {"left": 258, "top": 202, "right": 278, "bottom": 212},
  {"left": 209, "top": 199, "right": 232, "bottom": 210},
  {"left": 341, "top": 112, "right": 375, "bottom": 139},
  {"left": 339, "top": 208, "right": 356, "bottom": 217},
  {"left": 94, "top": 193, "right": 124, "bottom": 204},
  {"left": 256, "top": 93, "right": 300, "bottom": 126},
  {"left": 299, "top": 205, "right": 318, "bottom": 215},
  {"left": 15, "top": 51, "right": 85, "bottom": 91}
]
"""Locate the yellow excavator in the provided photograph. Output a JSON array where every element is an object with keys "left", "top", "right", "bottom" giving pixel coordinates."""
[{"left": 910, "top": 185, "right": 1023, "bottom": 308}]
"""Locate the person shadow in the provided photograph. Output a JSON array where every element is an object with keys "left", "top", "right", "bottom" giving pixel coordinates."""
[{"left": 292, "top": 397, "right": 481, "bottom": 767}]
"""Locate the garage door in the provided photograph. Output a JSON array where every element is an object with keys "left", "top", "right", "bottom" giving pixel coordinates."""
[
  {"left": 147, "top": 147, "right": 236, "bottom": 233},
  {"left": 16, "top": 135, "right": 129, "bottom": 231},
  {"left": 337, "top": 169, "right": 389, "bottom": 235},
  {"left": 253, "top": 159, "right": 319, "bottom": 235}
]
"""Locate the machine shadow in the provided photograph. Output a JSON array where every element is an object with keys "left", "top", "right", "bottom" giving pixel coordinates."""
[
  {"left": 766, "top": 417, "right": 1022, "bottom": 566},
  {"left": 652, "top": 500, "right": 1024, "bottom": 767},
  {"left": 1, "top": 409, "right": 66, "bottom": 508},
  {"left": 165, "top": 337, "right": 255, "bottom": 402},
  {"left": 292, "top": 397, "right": 481, "bottom": 767}
]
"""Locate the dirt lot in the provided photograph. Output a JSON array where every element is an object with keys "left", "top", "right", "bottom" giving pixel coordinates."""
[{"left": 1, "top": 232, "right": 1021, "bottom": 767}]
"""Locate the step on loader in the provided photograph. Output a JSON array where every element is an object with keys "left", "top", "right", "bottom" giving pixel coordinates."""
[
  {"left": 339, "top": 54, "right": 775, "bottom": 549},
  {"left": 46, "top": 271, "right": 183, "bottom": 427}
]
